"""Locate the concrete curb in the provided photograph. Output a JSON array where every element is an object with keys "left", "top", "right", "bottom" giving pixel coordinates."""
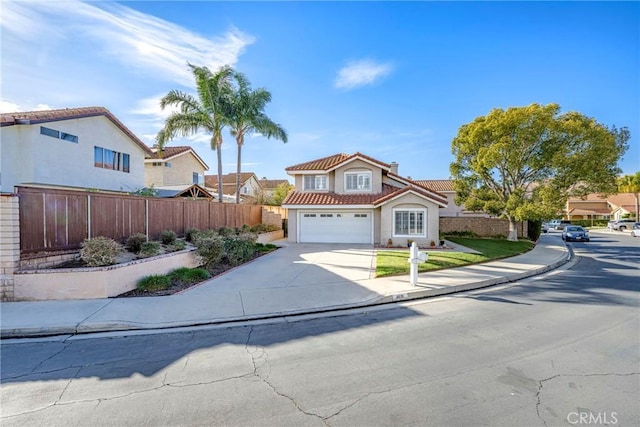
[{"left": 1, "top": 245, "right": 572, "bottom": 339}]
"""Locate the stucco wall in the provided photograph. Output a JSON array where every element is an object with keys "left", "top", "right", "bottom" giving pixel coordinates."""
[
  {"left": 380, "top": 193, "right": 441, "bottom": 246},
  {"left": 287, "top": 208, "right": 298, "bottom": 242},
  {"left": 334, "top": 160, "right": 383, "bottom": 194},
  {"left": 1, "top": 116, "right": 147, "bottom": 193}
]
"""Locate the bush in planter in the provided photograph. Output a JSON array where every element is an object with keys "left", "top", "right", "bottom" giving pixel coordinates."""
[
  {"left": 139, "top": 241, "right": 161, "bottom": 258},
  {"left": 80, "top": 236, "right": 122, "bottom": 267},
  {"left": 218, "top": 227, "right": 236, "bottom": 237},
  {"left": 223, "top": 233, "right": 257, "bottom": 266},
  {"left": 138, "top": 274, "right": 171, "bottom": 291},
  {"left": 185, "top": 227, "right": 200, "bottom": 243},
  {"left": 160, "top": 230, "right": 177, "bottom": 245},
  {"left": 250, "top": 223, "right": 280, "bottom": 233},
  {"left": 126, "top": 233, "right": 147, "bottom": 253},
  {"left": 168, "top": 267, "right": 211, "bottom": 284},
  {"left": 169, "top": 239, "right": 187, "bottom": 252},
  {"left": 193, "top": 231, "right": 224, "bottom": 269}
]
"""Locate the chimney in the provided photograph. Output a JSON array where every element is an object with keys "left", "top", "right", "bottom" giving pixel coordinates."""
[{"left": 390, "top": 162, "right": 399, "bottom": 175}]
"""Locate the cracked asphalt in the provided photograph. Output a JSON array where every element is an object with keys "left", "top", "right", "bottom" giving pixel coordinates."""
[{"left": 1, "top": 234, "right": 639, "bottom": 426}]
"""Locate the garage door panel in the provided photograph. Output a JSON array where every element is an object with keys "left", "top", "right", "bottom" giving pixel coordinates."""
[{"left": 300, "top": 211, "right": 372, "bottom": 244}]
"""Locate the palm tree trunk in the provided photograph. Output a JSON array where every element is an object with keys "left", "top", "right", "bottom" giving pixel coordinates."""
[
  {"left": 236, "top": 139, "right": 242, "bottom": 204},
  {"left": 216, "top": 139, "right": 224, "bottom": 203}
]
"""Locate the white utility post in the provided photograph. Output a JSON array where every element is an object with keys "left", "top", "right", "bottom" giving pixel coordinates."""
[{"left": 408, "top": 241, "right": 428, "bottom": 286}]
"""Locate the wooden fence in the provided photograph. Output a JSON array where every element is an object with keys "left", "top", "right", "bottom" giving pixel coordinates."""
[{"left": 17, "top": 186, "right": 262, "bottom": 254}]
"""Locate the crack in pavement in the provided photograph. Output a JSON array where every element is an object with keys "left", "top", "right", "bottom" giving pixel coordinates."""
[
  {"left": 244, "top": 325, "right": 328, "bottom": 425},
  {"left": 535, "top": 372, "right": 640, "bottom": 427}
]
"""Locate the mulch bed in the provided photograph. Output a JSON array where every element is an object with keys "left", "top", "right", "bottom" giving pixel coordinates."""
[{"left": 116, "top": 250, "right": 276, "bottom": 298}]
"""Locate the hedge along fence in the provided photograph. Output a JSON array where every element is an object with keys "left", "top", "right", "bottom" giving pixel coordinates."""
[{"left": 17, "top": 186, "right": 262, "bottom": 254}]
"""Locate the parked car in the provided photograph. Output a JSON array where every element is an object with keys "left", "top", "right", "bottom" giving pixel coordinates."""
[
  {"left": 609, "top": 219, "right": 636, "bottom": 231},
  {"left": 562, "top": 225, "right": 590, "bottom": 242},
  {"left": 541, "top": 222, "right": 549, "bottom": 233},
  {"left": 548, "top": 219, "right": 571, "bottom": 230},
  {"left": 631, "top": 223, "right": 640, "bottom": 237}
]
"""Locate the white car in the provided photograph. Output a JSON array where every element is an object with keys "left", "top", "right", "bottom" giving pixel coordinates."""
[{"left": 631, "top": 223, "right": 640, "bottom": 237}]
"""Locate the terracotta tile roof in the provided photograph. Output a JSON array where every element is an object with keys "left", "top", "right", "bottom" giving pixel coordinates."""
[
  {"left": 285, "top": 152, "right": 391, "bottom": 172},
  {"left": 259, "top": 179, "right": 290, "bottom": 189},
  {"left": 283, "top": 183, "right": 448, "bottom": 207},
  {"left": 567, "top": 208, "right": 611, "bottom": 216},
  {"left": 414, "top": 179, "right": 455, "bottom": 193},
  {"left": 147, "top": 146, "right": 192, "bottom": 159},
  {"left": 0, "top": 106, "right": 153, "bottom": 155}
]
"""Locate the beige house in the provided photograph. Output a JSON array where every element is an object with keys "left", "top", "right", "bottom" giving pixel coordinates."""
[
  {"left": 259, "top": 178, "right": 291, "bottom": 201},
  {"left": 414, "top": 179, "right": 491, "bottom": 218},
  {"left": 0, "top": 107, "right": 152, "bottom": 193},
  {"left": 282, "top": 152, "right": 447, "bottom": 245},
  {"left": 144, "top": 145, "right": 208, "bottom": 188},
  {"left": 204, "top": 172, "right": 262, "bottom": 203},
  {"left": 566, "top": 192, "right": 638, "bottom": 220}
]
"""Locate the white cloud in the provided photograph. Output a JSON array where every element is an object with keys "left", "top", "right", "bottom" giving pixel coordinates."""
[
  {"left": 335, "top": 59, "right": 394, "bottom": 90},
  {"left": 0, "top": 100, "right": 53, "bottom": 113},
  {"left": 0, "top": 1, "right": 255, "bottom": 87}
]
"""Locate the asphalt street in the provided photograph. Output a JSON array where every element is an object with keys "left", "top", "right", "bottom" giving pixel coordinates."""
[{"left": 1, "top": 231, "right": 638, "bottom": 427}]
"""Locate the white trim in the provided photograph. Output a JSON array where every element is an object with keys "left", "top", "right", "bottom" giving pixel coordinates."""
[
  {"left": 375, "top": 189, "right": 447, "bottom": 208},
  {"left": 283, "top": 204, "right": 374, "bottom": 209},
  {"left": 344, "top": 171, "right": 372, "bottom": 192},
  {"left": 326, "top": 155, "right": 390, "bottom": 173},
  {"left": 392, "top": 208, "right": 427, "bottom": 238}
]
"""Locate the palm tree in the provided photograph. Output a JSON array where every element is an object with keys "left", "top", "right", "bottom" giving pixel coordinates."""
[
  {"left": 618, "top": 172, "right": 640, "bottom": 219},
  {"left": 156, "top": 63, "right": 234, "bottom": 203},
  {"left": 226, "top": 71, "right": 288, "bottom": 203}
]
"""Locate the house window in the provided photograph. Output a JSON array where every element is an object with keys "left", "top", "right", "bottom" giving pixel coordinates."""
[
  {"left": 345, "top": 172, "right": 371, "bottom": 191},
  {"left": 165, "top": 162, "right": 172, "bottom": 168},
  {"left": 243, "top": 187, "right": 249, "bottom": 194},
  {"left": 40, "top": 126, "right": 60, "bottom": 138},
  {"left": 94, "top": 146, "right": 130, "bottom": 173},
  {"left": 40, "top": 126, "right": 78, "bottom": 143},
  {"left": 60, "top": 132, "right": 78, "bottom": 143},
  {"left": 393, "top": 209, "right": 426, "bottom": 237},
  {"left": 304, "top": 175, "right": 327, "bottom": 190}
]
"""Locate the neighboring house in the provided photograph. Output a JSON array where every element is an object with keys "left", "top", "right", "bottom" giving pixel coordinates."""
[
  {"left": 565, "top": 192, "right": 637, "bottom": 220},
  {"left": 414, "top": 179, "right": 491, "bottom": 218},
  {"left": 259, "top": 178, "right": 291, "bottom": 200},
  {"left": 0, "top": 107, "right": 152, "bottom": 193},
  {"left": 153, "top": 184, "right": 214, "bottom": 200},
  {"left": 145, "top": 146, "right": 208, "bottom": 188},
  {"left": 204, "top": 172, "right": 262, "bottom": 203},
  {"left": 282, "top": 152, "right": 447, "bottom": 245}
]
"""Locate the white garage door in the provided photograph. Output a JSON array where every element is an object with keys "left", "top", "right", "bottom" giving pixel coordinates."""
[{"left": 299, "top": 211, "right": 372, "bottom": 244}]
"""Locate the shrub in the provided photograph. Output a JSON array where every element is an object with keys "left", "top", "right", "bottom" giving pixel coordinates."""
[
  {"left": 218, "top": 227, "right": 236, "bottom": 237},
  {"left": 250, "top": 223, "right": 280, "bottom": 233},
  {"left": 126, "top": 233, "right": 147, "bottom": 253},
  {"left": 160, "top": 230, "right": 177, "bottom": 245},
  {"left": 168, "top": 267, "right": 210, "bottom": 284},
  {"left": 223, "top": 233, "right": 257, "bottom": 266},
  {"left": 194, "top": 232, "right": 224, "bottom": 268},
  {"left": 139, "top": 241, "right": 161, "bottom": 258},
  {"left": 527, "top": 220, "right": 542, "bottom": 241},
  {"left": 80, "top": 237, "right": 122, "bottom": 267},
  {"left": 169, "top": 239, "right": 187, "bottom": 252},
  {"left": 239, "top": 224, "right": 251, "bottom": 233},
  {"left": 137, "top": 275, "right": 171, "bottom": 291},
  {"left": 255, "top": 242, "right": 277, "bottom": 253},
  {"left": 185, "top": 227, "right": 200, "bottom": 242}
]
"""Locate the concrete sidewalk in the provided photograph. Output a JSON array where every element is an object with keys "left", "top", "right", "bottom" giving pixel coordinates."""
[{"left": 0, "top": 234, "right": 570, "bottom": 339}]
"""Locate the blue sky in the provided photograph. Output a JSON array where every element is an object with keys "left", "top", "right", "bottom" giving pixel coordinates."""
[{"left": 1, "top": 1, "right": 638, "bottom": 182}]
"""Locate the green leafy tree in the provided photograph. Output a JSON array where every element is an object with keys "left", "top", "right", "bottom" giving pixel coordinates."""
[
  {"left": 451, "top": 103, "right": 629, "bottom": 241},
  {"left": 618, "top": 172, "right": 640, "bottom": 219},
  {"left": 156, "top": 63, "right": 234, "bottom": 203},
  {"left": 271, "top": 182, "right": 294, "bottom": 206},
  {"left": 227, "top": 71, "right": 288, "bottom": 204}
]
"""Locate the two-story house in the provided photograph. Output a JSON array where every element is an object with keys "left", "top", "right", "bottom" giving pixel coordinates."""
[
  {"left": 145, "top": 146, "right": 208, "bottom": 187},
  {"left": 282, "top": 152, "right": 447, "bottom": 245},
  {"left": 0, "top": 107, "right": 152, "bottom": 193},
  {"left": 204, "top": 172, "right": 262, "bottom": 203}
]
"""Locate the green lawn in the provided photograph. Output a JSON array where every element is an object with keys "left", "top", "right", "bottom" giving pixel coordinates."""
[{"left": 376, "top": 237, "right": 534, "bottom": 278}]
